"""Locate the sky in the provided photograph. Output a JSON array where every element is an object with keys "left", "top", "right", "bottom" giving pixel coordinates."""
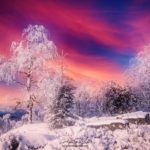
[{"left": 0, "top": 0, "right": 149, "bottom": 105}]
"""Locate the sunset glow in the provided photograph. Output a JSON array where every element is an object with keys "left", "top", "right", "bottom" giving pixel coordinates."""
[{"left": 0, "top": 0, "right": 149, "bottom": 105}]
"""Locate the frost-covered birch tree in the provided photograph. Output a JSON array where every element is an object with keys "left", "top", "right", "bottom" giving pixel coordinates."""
[{"left": 0, "top": 25, "right": 57, "bottom": 123}]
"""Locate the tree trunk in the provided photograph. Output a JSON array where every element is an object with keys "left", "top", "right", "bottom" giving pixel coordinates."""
[
  {"left": 28, "top": 106, "right": 32, "bottom": 123},
  {"left": 28, "top": 99, "right": 33, "bottom": 123},
  {"left": 77, "top": 102, "right": 81, "bottom": 116},
  {"left": 27, "top": 70, "right": 33, "bottom": 123}
]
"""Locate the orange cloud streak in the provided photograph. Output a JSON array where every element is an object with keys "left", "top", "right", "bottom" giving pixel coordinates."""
[{"left": 65, "top": 54, "right": 124, "bottom": 84}]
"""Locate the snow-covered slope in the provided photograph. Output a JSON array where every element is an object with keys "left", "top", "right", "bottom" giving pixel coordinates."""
[
  {"left": 0, "top": 111, "right": 150, "bottom": 150},
  {"left": 0, "top": 123, "right": 56, "bottom": 149}
]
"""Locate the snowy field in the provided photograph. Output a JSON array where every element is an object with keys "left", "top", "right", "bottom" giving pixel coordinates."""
[{"left": 0, "top": 111, "right": 150, "bottom": 150}]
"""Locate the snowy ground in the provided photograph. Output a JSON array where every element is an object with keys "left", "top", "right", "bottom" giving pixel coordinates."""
[{"left": 0, "top": 111, "right": 150, "bottom": 150}]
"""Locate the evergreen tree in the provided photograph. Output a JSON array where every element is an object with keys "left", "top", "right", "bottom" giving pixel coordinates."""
[{"left": 48, "top": 83, "right": 75, "bottom": 128}]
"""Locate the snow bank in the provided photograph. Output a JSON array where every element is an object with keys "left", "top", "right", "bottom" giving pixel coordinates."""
[
  {"left": 85, "top": 111, "right": 150, "bottom": 130},
  {"left": 117, "top": 111, "right": 150, "bottom": 125},
  {"left": 85, "top": 117, "right": 128, "bottom": 125},
  {"left": 85, "top": 117, "right": 128, "bottom": 130},
  {"left": 117, "top": 111, "right": 149, "bottom": 119}
]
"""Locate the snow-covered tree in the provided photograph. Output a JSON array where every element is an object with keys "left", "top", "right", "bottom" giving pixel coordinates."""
[
  {"left": 74, "top": 80, "right": 98, "bottom": 117},
  {"left": 126, "top": 44, "right": 150, "bottom": 111},
  {"left": 94, "top": 88, "right": 105, "bottom": 116},
  {"left": 39, "top": 71, "right": 75, "bottom": 128},
  {"left": 74, "top": 83, "right": 91, "bottom": 117},
  {"left": 0, "top": 25, "right": 58, "bottom": 123},
  {"left": 49, "top": 83, "right": 75, "bottom": 128},
  {"left": 102, "top": 82, "right": 137, "bottom": 115}
]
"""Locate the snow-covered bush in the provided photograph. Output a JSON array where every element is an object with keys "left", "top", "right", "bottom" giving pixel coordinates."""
[
  {"left": 60, "top": 127, "right": 94, "bottom": 148},
  {"left": 8, "top": 135, "right": 20, "bottom": 150},
  {"left": 32, "top": 107, "right": 45, "bottom": 122},
  {"left": 1, "top": 114, "right": 17, "bottom": 133},
  {"left": 0, "top": 134, "right": 21, "bottom": 150},
  {"left": 21, "top": 114, "right": 28, "bottom": 124}
]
